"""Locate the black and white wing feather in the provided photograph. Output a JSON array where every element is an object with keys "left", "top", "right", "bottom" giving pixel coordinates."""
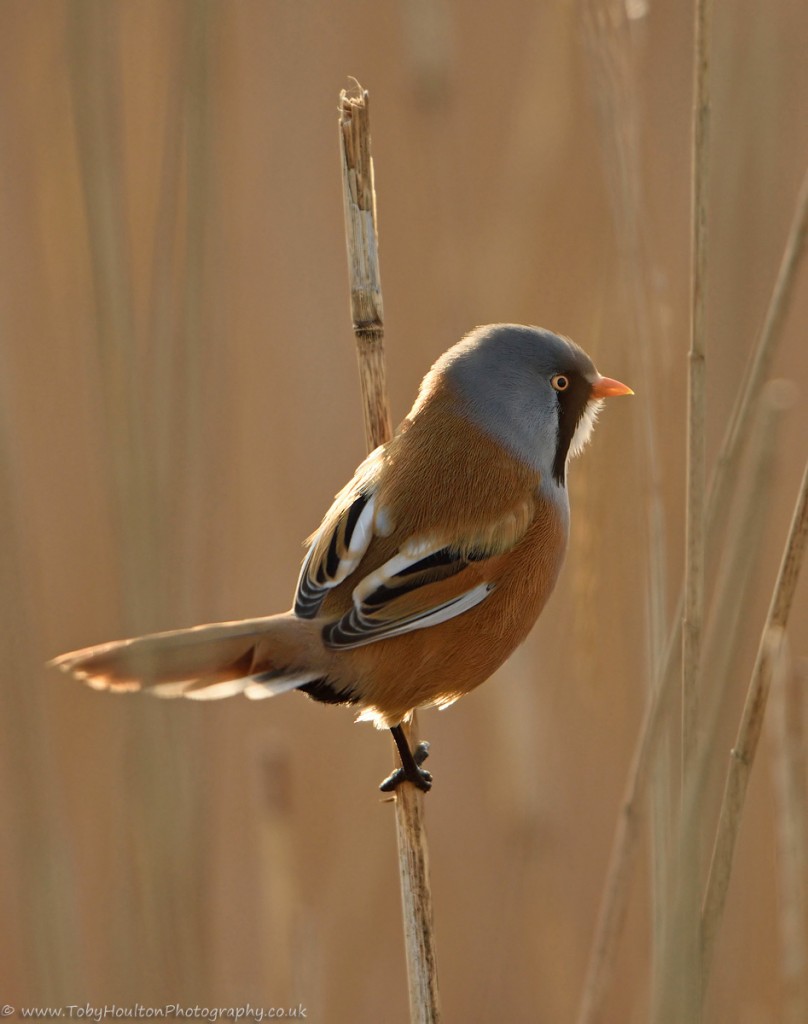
[
  {"left": 294, "top": 452, "right": 534, "bottom": 650},
  {"left": 294, "top": 488, "right": 377, "bottom": 618},
  {"left": 323, "top": 540, "right": 494, "bottom": 649}
]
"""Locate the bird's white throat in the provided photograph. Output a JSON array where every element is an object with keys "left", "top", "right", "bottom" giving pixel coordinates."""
[{"left": 568, "top": 397, "right": 604, "bottom": 461}]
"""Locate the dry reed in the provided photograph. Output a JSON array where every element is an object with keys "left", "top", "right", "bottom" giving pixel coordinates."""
[
  {"left": 5, "top": 6, "right": 807, "bottom": 1019},
  {"left": 337, "top": 83, "right": 441, "bottom": 1024},
  {"left": 577, "top": 1, "right": 808, "bottom": 1018},
  {"left": 677, "top": 1, "right": 712, "bottom": 1012},
  {"left": 578, "top": 160, "right": 808, "bottom": 1023},
  {"left": 577, "top": 6, "right": 672, "bottom": 1019},
  {"left": 768, "top": 653, "right": 808, "bottom": 1024},
  {"left": 67, "top": 1, "right": 213, "bottom": 998},
  {"left": 681, "top": 0, "right": 711, "bottom": 779},
  {"left": 701, "top": 461, "right": 808, "bottom": 983}
]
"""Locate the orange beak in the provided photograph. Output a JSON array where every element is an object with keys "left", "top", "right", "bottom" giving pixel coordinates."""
[{"left": 591, "top": 374, "right": 634, "bottom": 398}]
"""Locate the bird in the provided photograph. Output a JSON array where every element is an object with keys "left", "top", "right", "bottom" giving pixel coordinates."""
[{"left": 51, "top": 324, "right": 632, "bottom": 792}]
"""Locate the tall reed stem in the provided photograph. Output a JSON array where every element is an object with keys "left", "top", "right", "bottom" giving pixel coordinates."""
[
  {"left": 768, "top": 652, "right": 808, "bottom": 1024},
  {"left": 337, "top": 83, "right": 441, "bottom": 1024},
  {"left": 682, "top": 0, "right": 711, "bottom": 780},
  {"left": 676, "top": 1, "right": 711, "bottom": 1016},
  {"left": 576, "top": 150, "right": 808, "bottom": 1024}
]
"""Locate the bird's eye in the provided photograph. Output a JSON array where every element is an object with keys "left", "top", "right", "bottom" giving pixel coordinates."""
[{"left": 551, "top": 374, "right": 570, "bottom": 392}]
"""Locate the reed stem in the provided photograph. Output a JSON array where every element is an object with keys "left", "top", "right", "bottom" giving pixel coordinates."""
[
  {"left": 337, "top": 82, "right": 441, "bottom": 1024},
  {"left": 701, "top": 461, "right": 808, "bottom": 983},
  {"left": 577, "top": 159, "right": 808, "bottom": 1024}
]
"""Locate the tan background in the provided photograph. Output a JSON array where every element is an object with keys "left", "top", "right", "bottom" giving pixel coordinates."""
[{"left": 1, "top": 1, "right": 807, "bottom": 1021}]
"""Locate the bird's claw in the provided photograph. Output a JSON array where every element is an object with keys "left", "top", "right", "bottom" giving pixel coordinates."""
[{"left": 379, "top": 741, "right": 432, "bottom": 792}]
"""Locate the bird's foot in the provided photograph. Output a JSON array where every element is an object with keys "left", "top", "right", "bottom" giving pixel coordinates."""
[{"left": 379, "top": 741, "right": 432, "bottom": 793}]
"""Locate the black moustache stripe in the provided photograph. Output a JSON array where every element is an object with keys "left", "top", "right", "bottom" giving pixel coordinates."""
[{"left": 552, "top": 374, "right": 593, "bottom": 486}]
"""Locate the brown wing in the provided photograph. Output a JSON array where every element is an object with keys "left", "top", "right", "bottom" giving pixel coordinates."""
[{"left": 322, "top": 500, "right": 534, "bottom": 649}]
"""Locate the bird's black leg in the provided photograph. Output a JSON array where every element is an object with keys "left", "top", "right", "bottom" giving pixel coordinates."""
[{"left": 379, "top": 724, "right": 433, "bottom": 793}]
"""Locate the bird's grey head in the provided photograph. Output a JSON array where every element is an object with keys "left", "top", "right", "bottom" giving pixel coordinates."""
[{"left": 436, "top": 324, "right": 606, "bottom": 488}]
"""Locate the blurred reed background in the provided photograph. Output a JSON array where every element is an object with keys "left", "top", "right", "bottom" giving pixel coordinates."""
[{"left": 1, "top": 1, "right": 806, "bottom": 1021}]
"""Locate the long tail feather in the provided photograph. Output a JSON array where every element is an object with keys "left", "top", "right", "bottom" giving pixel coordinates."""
[{"left": 49, "top": 613, "right": 323, "bottom": 700}]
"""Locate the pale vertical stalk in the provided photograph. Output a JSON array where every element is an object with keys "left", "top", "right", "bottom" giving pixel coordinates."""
[
  {"left": 577, "top": 163, "right": 808, "bottom": 1023},
  {"left": 577, "top": 6, "right": 671, "bottom": 1015},
  {"left": 698, "top": 383, "right": 793, "bottom": 757},
  {"left": 696, "top": 385, "right": 790, "bottom": 712},
  {"left": 679, "top": 1, "right": 711, "bottom": 1017},
  {"left": 682, "top": 0, "right": 711, "bottom": 780},
  {"left": 768, "top": 653, "right": 808, "bottom": 1024},
  {"left": 68, "top": 6, "right": 153, "bottom": 996},
  {"left": 146, "top": 3, "right": 186, "bottom": 506},
  {"left": 68, "top": 2, "right": 149, "bottom": 609},
  {"left": 0, "top": 398, "right": 79, "bottom": 998},
  {"left": 710, "top": 166, "right": 808, "bottom": 536},
  {"left": 338, "top": 85, "right": 391, "bottom": 448},
  {"left": 654, "top": 382, "right": 787, "bottom": 1019},
  {"left": 701, "top": 461, "right": 808, "bottom": 986},
  {"left": 577, "top": 7, "right": 672, "bottom": 1019},
  {"left": 338, "top": 83, "right": 441, "bottom": 1024},
  {"left": 575, "top": 638, "right": 676, "bottom": 1024},
  {"left": 69, "top": 4, "right": 213, "bottom": 998}
]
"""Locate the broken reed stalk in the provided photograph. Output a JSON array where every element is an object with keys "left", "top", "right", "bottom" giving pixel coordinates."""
[
  {"left": 576, "top": 163, "right": 808, "bottom": 1024},
  {"left": 337, "top": 83, "right": 442, "bottom": 1024},
  {"left": 701, "top": 460, "right": 808, "bottom": 986}
]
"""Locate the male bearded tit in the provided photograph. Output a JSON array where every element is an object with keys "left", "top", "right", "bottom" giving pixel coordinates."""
[{"left": 51, "top": 324, "right": 632, "bottom": 792}]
